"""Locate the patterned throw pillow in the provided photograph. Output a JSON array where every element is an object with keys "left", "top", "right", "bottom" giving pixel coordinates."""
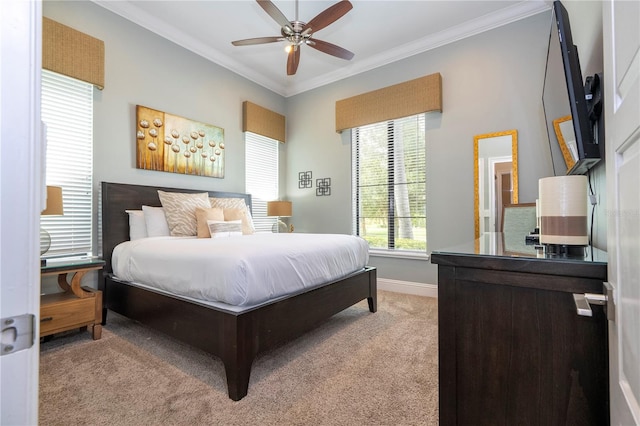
[
  {"left": 157, "top": 191, "right": 211, "bottom": 236},
  {"left": 222, "top": 208, "right": 253, "bottom": 235},
  {"left": 207, "top": 220, "right": 243, "bottom": 238},
  {"left": 209, "top": 197, "right": 255, "bottom": 235},
  {"left": 195, "top": 207, "right": 224, "bottom": 238}
]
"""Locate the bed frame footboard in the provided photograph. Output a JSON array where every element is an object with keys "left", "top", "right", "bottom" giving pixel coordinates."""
[{"left": 105, "top": 266, "right": 376, "bottom": 400}]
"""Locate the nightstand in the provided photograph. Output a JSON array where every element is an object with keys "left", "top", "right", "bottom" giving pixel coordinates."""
[{"left": 40, "top": 258, "right": 105, "bottom": 340}]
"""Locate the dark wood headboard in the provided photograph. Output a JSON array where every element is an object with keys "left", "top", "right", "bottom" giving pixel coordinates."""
[{"left": 101, "top": 182, "right": 252, "bottom": 274}]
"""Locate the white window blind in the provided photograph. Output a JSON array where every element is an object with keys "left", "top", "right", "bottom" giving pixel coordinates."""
[
  {"left": 245, "top": 132, "right": 279, "bottom": 232},
  {"left": 352, "top": 113, "right": 427, "bottom": 253},
  {"left": 41, "top": 69, "right": 94, "bottom": 257}
]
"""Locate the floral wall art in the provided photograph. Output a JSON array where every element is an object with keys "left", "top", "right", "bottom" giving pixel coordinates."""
[{"left": 135, "top": 105, "right": 225, "bottom": 178}]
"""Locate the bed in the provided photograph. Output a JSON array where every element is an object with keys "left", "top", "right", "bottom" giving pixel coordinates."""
[{"left": 100, "top": 181, "right": 377, "bottom": 401}]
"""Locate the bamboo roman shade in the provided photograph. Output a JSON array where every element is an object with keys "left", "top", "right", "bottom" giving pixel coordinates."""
[
  {"left": 243, "top": 101, "right": 286, "bottom": 143},
  {"left": 43, "top": 17, "right": 105, "bottom": 89},
  {"left": 335, "top": 73, "right": 442, "bottom": 133}
]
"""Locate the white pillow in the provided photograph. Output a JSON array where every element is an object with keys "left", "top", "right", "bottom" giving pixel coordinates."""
[
  {"left": 125, "top": 210, "right": 147, "bottom": 240},
  {"left": 142, "top": 205, "right": 171, "bottom": 237},
  {"left": 158, "top": 190, "right": 211, "bottom": 236},
  {"left": 207, "top": 220, "right": 242, "bottom": 238}
]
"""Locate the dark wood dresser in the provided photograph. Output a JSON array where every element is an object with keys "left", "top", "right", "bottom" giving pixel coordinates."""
[{"left": 431, "top": 233, "right": 608, "bottom": 426}]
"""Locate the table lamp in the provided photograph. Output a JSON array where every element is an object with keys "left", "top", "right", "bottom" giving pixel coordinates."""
[
  {"left": 267, "top": 200, "right": 293, "bottom": 233},
  {"left": 539, "top": 175, "right": 588, "bottom": 256},
  {"left": 41, "top": 186, "right": 64, "bottom": 261}
]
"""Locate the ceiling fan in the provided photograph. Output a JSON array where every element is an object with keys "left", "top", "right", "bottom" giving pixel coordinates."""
[{"left": 231, "top": 0, "right": 354, "bottom": 76}]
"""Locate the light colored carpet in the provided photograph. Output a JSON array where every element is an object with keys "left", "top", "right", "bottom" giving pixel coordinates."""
[{"left": 39, "top": 290, "right": 438, "bottom": 425}]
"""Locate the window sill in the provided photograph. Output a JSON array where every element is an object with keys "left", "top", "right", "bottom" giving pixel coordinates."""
[{"left": 369, "top": 249, "right": 430, "bottom": 261}]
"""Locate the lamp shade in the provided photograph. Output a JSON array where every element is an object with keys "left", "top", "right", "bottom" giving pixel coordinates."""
[
  {"left": 42, "top": 186, "right": 64, "bottom": 216},
  {"left": 267, "top": 200, "right": 292, "bottom": 217},
  {"left": 539, "top": 176, "right": 587, "bottom": 245}
]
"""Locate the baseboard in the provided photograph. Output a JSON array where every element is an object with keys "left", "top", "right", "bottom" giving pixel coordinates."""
[{"left": 377, "top": 278, "right": 438, "bottom": 298}]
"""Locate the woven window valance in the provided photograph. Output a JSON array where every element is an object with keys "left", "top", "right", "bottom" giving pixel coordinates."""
[
  {"left": 242, "top": 101, "right": 286, "bottom": 143},
  {"left": 43, "top": 17, "right": 105, "bottom": 90},
  {"left": 335, "top": 73, "right": 442, "bottom": 133}
]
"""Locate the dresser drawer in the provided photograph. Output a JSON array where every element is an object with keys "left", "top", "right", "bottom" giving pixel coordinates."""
[{"left": 40, "top": 293, "right": 96, "bottom": 336}]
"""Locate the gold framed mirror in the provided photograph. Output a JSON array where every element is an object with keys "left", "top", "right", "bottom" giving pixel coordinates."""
[
  {"left": 474, "top": 129, "right": 518, "bottom": 239},
  {"left": 553, "top": 115, "right": 577, "bottom": 171}
]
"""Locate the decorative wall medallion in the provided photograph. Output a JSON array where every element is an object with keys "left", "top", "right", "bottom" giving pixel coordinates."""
[
  {"left": 299, "top": 171, "right": 312, "bottom": 189},
  {"left": 135, "top": 105, "right": 225, "bottom": 178},
  {"left": 316, "top": 178, "right": 331, "bottom": 196}
]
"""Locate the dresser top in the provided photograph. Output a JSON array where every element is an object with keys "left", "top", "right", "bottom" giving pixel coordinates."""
[{"left": 431, "top": 232, "right": 607, "bottom": 279}]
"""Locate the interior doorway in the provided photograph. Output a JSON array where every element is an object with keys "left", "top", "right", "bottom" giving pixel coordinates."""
[{"left": 494, "top": 161, "right": 513, "bottom": 231}]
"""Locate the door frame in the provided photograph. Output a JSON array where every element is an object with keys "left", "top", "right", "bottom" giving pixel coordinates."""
[
  {"left": 0, "top": 1, "right": 43, "bottom": 424},
  {"left": 603, "top": 0, "right": 640, "bottom": 423}
]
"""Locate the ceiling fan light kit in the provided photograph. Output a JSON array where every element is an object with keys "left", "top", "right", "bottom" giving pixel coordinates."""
[{"left": 232, "top": 0, "right": 354, "bottom": 76}]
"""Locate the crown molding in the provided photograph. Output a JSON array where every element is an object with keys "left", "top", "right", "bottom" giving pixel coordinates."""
[
  {"left": 92, "top": 0, "right": 550, "bottom": 98},
  {"left": 284, "top": 1, "right": 550, "bottom": 96},
  {"left": 91, "top": 0, "right": 286, "bottom": 95}
]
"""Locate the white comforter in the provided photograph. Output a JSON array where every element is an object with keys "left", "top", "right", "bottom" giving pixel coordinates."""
[{"left": 112, "top": 233, "right": 369, "bottom": 307}]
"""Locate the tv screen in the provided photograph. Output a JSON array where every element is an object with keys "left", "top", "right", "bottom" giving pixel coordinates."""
[{"left": 542, "top": 0, "right": 602, "bottom": 175}]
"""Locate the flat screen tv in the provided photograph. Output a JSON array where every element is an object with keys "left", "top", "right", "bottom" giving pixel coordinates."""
[{"left": 542, "top": 0, "right": 603, "bottom": 175}]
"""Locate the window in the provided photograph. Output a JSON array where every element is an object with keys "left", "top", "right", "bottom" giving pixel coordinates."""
[
  {"left": 40, "top": 70, "right": 94, "bottom": 257},
  {"left": 245, "top": 132, "right": 279, "bottom": 232},
  {"left": 352, "top": 113, "right": 426, "bottom": 253}
]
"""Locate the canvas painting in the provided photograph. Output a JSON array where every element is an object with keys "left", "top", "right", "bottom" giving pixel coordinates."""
[{"left": 136, "top": 105, "right": 225, "bottom": 178}]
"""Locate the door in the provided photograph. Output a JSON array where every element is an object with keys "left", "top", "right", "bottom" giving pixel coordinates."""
[
  {"left": 494, "top": 161, "right": 512, "bottom": 232},
  {"left": 603, "top": 1, "right": 640, "bottom": 424},
  {"left": 0, "top": 1, "right": 43, "bottom": 424}
]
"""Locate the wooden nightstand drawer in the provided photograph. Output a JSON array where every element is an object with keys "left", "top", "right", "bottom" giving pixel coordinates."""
[
  {"left": 40, "top": 293, "right": 96, "bottom": 336},
  {"left": 40, "top": 258, "right": 104, "bottom": 340}
]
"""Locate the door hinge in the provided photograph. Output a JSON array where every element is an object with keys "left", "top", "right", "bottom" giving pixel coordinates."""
[{"left": 1, "top": 314, "right": 35, "bottom": 356}]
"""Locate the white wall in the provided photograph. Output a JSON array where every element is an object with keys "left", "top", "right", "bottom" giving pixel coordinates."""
[
  {"left": 43, "top": 0, "right": 286, "bottom": 258},
  {"left": 285, "top": 12, "right": 554, "bottom": 285},
  {"left": 43, "top": 1, "right": 605, "bottom": 290},
  {"left": 563, "top": 1, "right": 606, "bottom": 250},
  {"left": 42, "top": 1, "right": 286, "bottom": 292}
]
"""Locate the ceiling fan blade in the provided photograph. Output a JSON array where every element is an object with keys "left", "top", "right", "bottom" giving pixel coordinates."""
[
  {"left": 232, "top": 36, "right": 283, "bottom": 46},
  {"left": 287, "top": 47, "right": 301, "bottom": 76},
  {"left": 304, "top": 0, "right": 352, "bottom": 33},
  {"left": 306, "top": 39, "right": 354, "bottom": 60},
  {"left": 257, "top": 0, "right": 293, "bottom": 34}
]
